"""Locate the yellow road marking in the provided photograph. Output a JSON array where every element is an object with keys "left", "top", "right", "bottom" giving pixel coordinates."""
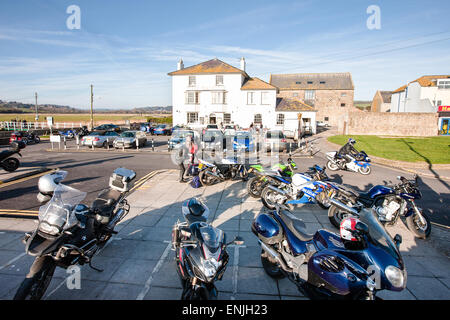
[{"left": 0, "top": 168, "right": 57, "bottom": 189}]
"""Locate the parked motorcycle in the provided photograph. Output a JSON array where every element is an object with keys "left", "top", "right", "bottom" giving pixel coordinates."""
[
  {"left": 328, "top": 175, "right": 431, "bottom": 239},
  {"left": 261, "top": 165, "right": 337, "bottom": 210},
  {"left": 0, "top": 141, "right": 25, "bottom": 172},
  {"left": 251, "top": 200, "right": 406, "bottom": 300},
  {"left": 172, "top": 198, "right": 243, "bottom": 300},
  {"left": 326, "top": 151, "right": 371, "bottom": 175},
  {"left": 14, "top": 167, "right": 136, "bottom": 300},
  {"left": 9, "top": 131, "right": 40, "bottom": 145},
  {"left": 246, "top": 158, "right": 297, "bottom": 198},
  {"left": 198, "top": 158, "right": 248, "bottom": 186}
]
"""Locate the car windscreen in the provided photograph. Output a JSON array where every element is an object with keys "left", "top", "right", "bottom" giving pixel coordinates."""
[
  {"left": 266, "top": 131, "right": 284, "bottom": 139},
  {"left": 121, "top": 132, "right": 135, "bottom": 138},
  {"left": 203, "top": 131, "right": 222, "bottom": 140},
  {"left": 88, "top": 131, "right": 103, "bottom": 136},
  {"left": 173, "top": 131, "right": 193, "bottom": 138}
]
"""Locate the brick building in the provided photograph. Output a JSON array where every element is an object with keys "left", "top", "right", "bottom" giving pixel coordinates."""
[
  {"left": 269, "top": 73, "right": 356, "bottom": 126},
  {"left": 371, "top": 90, "right": 392, "bottom": 112}
]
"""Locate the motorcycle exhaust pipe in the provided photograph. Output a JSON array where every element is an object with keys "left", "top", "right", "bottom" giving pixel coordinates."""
[
  {"left": 259, "top": 240, "right": 292, "bottom": 272},
  {"left": 106, "top": 208, "right": 126, "bottom": 230},
  {"left": 329, "top": 198, "right": 359, "bottom": 216},
  {"left": 205, "top": 170, "right": 224, "bottom": 180},
  {"left": 268, "top": 184, "right": 288, "bottom": 196}
]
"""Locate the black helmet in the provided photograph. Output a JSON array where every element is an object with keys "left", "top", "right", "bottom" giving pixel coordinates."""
[{"left": 188, "top": 198, "right": 206, "bottom": 216}]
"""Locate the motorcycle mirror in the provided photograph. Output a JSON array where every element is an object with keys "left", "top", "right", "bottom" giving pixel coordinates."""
[{"left": 394, "top": 234, "right": 402, "bottom": 248}]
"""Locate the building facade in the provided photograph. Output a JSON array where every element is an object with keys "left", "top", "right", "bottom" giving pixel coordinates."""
[
  {"left": 390, "top": 75, "right": 450, "bottom": 113},
  {"left": 371, "top": 90, "right": 392, "bottom": 112},
  {"left": 269, "top": 73, "right": 355, "bottom": 126},
  {"left": 168, "top": 58, "right": 317, "bottom": 136}
]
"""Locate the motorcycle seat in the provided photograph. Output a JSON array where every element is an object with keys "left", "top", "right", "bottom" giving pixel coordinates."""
[
  {"left": 0, "top": 150, "right": 15, "bottom": 159},
  {"left": 92, "top": 188, "right": 122, "bottom": 216},
  {"left": 279, "top": 210, "right": 313, "bottom": 242}
]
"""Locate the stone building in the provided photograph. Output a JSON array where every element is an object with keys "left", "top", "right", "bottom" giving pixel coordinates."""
[
  {"left": 269, "top": 73, "right": 356, "bottom": 126},
  {"left": 371, "top": 90, "right": 392, "bottom": 112}
]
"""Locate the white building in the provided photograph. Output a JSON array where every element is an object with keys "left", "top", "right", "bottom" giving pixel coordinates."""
[
  {"left": 168, "top": 58, "right": 316, "bottom": 136},
  {"left": 391, "top": 75, "right": 450, "bottom": 113}
]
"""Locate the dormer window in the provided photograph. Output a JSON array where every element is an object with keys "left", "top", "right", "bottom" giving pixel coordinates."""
[
  {"left": 216, "top": 75, "right": 224, "bottom": 86},
  {"left": 189, "top": 76, "right": 196, "bottom": 86}
]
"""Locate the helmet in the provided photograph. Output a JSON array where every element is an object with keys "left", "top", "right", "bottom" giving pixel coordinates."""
[
  {"left": 340, "top": 217, "right": 368, "bottom": 250},
  {"left": 186, "top": 198, "right": 208, "bottom": 217},
  {"left": 287, "top": 158, "right": 297, "bottom": 170},
  {"left": 38, "top": 170, "right": 68, "bottom": 195},
  {"left": 348, "top": 138, "right": 356, "bottom": 145}
]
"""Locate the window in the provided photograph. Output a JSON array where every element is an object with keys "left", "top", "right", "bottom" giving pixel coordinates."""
[
  {"left": 189, "top": 76, "right": 196, "bottom": 86},
  {"left": 324, "top": 117, "right": 329, "bottom": 121},
  {"left": 438, "top": 80, "right": 450, "bottom": 89},
  {"left": 341, "top": 103, "right": 346, "bottom": 107},
  {"left": 293, "top": 92, "right": 298, "bottom": 97},
  {"left": 187, "top": 112, "right": 198, "bottom": 124},
  {"left": 295, "top": 81, "right": 301, "bottom": 84},
  {"left": 320, "top": 81, "right": 326, "bottom": 84},
  {"left": 433, "top": 100, "right": 442, "bottom": 107},
  {"left": 305, "top": 90, "right": 315, "bottom": 100},
  {"left": 307, "top": 81, "right": 313, "bottom": 84},
  {"left": 261, "top": 92, "right": 271, "bottom": 105},
  {"left": 341, "top": 92, "right": 347, "bottom": 97},
  {"left": 185, "top": 91, "right": 200, "bottom": 104},
  {"left": 224, "top": 113, "right": 231, "bottom": 124},
  {"left": 254, "top": 114, "right": 262, "bottom": 124},
  {"left": 247, "top": 92, "right": 255, "bottom": 104},
  {"left": 212, "top": 91, "right": 227, "bottom": 104},
  {"left": 276, "top": 114, "right": 285, "bottom": 125},
  {"left": 216, "top": 75, "right": 223, "bottom": 86}
]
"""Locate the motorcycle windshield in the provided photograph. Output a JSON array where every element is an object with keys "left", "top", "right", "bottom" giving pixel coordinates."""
[
  {"left": 358, "top": 208, "right": 400, "bottom": 260},
  {"left": 38, "top": 184, "right": 86, "bottom": 234},
  {"left": 199, "top": 225, "right": 223, "bottom": 252}
]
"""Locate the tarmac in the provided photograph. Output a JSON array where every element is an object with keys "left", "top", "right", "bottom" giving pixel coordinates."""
[{"left": 0, "top": 170, "right": 448, "bottom": 300}]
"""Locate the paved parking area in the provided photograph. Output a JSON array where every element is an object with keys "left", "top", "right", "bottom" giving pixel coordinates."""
[{"left": 0, "top": 170, "right": 449, "bottom": 300}]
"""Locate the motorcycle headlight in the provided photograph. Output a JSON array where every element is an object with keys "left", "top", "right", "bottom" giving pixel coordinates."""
[
  {"left": 385, "top": 265, "right": 406, "bottom": 288},
  {"left": 39, "top": 222, "right": 60, "bottom": 235},
  {"left": 199, "top": 258, "right": 221, "bottom": 280}
]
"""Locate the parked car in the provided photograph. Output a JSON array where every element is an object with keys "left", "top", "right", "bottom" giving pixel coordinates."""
[
  {"left": 201, "top": 129, "right": 224, "bottom": 151},
  {"left": 113, "top": 130, "right": 147, "bottom": 149},
  {"left": 153, "top": 124, "right": 171, "bottom": 135},
  {"left": 233, "top": 131, "right": 255, "bottom": 152},
  {"left": 130, "top": 122, "right": 142, "bottom": 130},
  {"left": 206, "top": 124, "right": 219, "bottom": 130},
  {"left": 81, "top": 131, "right": 119, "bottom": 148},
  {"left": 140, "top": 122, "right": 154, "bottom": 134},
  {"left": 9, "top": 131, "right": 40, "bottom": 145},
  {"left": 93, "top": 124, "right": 121, "bottom": 133},
  {"left": 264, "top": 130, "right": 287, "bottom": 152},
  {"left": 168, "top": 129, "right": 196, "bottom": 150}
]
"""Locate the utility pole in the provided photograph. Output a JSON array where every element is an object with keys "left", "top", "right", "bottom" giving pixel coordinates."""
[
  {"left": 90, "top": 84, "right": 94, "bottom": 130},
  {"left": 35, "top": 92, "right": 38, "bottom": 121}
]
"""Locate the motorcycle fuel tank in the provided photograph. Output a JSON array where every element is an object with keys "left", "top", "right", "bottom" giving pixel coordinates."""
[
  {"left": 367, "top": 185, "right": 395, "bottom": 199},
  {"left": 251, "top": 213, "right": 283, "bottom": 244}
]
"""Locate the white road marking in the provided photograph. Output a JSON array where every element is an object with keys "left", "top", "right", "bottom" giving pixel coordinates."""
[
  {"left": 230, "top": 244, "right": 246, "bottom": 300},
  {"left": 0, "top": 252, "right": 26, "bottom": 272}
]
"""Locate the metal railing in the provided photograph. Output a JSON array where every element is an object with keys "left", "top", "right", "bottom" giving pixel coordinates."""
[{"left": 0, "top": 121, "right": 84, "bottom": 131}]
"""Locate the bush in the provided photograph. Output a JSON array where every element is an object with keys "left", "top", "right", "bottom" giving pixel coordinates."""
[{"left": 146, "top": 116, "right": 172, "bottom": 124}]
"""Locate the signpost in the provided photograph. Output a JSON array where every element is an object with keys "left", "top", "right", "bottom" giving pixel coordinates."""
[
  {"left": 50, "top": 134, "right": 61, "bottom": 150},
  {"left": 47, "top": 116, "right": 54, "bottom": 135}
]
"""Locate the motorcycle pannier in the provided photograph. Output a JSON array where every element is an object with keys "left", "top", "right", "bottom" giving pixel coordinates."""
[
  {"left": 109, "top": 168, "right": 136, "bottom": 192},
  {"left": 251, "top": 213, "right": 283, "bottom": 244}
]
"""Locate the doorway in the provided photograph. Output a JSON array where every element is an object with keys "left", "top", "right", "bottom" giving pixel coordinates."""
[
  {"left": 440, "top": 118, "right": 450, "bottom": 135},
  {"left": 209, "top": 113, "right": 216, "bottom": 124}
]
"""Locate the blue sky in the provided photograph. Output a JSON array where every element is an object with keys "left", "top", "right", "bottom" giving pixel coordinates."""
[{"left": 0, "top": 0, "right": 449, "bottom": 109}]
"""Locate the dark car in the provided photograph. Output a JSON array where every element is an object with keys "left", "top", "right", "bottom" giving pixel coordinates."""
[
  {"left": 93, "top": 124, "right": 121, "bottom": 133},
  {"left": 153, "top": 124, "right": 171, "bottom": 135}
]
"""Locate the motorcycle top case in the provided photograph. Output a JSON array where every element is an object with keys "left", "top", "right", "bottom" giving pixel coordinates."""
[
  {"left": 251, "top": 213, "right": 283, "bottom": 244},
  {"left": 109, "top": 167, "right": 136, "bottom": 192}
]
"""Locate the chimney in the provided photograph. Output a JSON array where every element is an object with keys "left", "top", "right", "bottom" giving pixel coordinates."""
[
  {"left": 240, "top": 57, "right": 246, "bottom": 71},
  {"left": 177, "top": 58, "right": 184, "bottom": 71}
]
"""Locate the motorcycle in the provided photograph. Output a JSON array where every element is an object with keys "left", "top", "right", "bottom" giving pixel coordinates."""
[
  {"left": 246, "top": 158, "right": 297, "bottom": 198},
  {"left": 198, "top": 158, "right": 248, "bottom": 186},
  {"left": 328, "top": 175, "right": 431, "bottom": 239},
  {"left": 251, "top": 201, "right": 407, "bottom": 300},
  {"left": 172, "top": 198, "right": 243, "bottom": 300},
  {"left": 9, "top": 131, "right": 40, "bottom": 145},
  {"left": 0, "top": 141, "right": 25, "bottom": 172},
  {"left": 326, "top": 151, "right": 371, "bottom": 175},
  {"left": 14, "top": 167, "right": 136, "bottom": 300},
  {"left": 261, "top": 165, "right": 337, "bottom": 210}
]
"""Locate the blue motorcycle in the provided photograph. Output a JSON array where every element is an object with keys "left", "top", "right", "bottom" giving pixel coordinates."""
[
  {"left": 261, "top": 165, "right": 338, "bottom": 210},
  {"left": 326, "top": 150, "right": 371, "bottom": 175},
  {"left": 328, "top": 175, "right": 431, "bottom": 239},
  {"left": 251, "top": 199, "right": 406, "bottom": 300}
]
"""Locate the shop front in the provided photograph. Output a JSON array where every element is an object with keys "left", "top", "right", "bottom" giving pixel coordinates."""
[{"left": 438, "top": 106, "right": 450, "bottom": 135}]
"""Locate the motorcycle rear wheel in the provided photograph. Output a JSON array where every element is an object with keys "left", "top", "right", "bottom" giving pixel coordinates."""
[
  {"left": 246, "top": 176, "right": 263, "bottom": 198},
  {"left": 2, "top": 157, "right": 20, "bottom": 172},
  {"left": 13, "top": 257, "right": 56, "bottom": 300},
  {"left": 261, "top": 249, "right": 285, "bottom": 279},
  {"left": 358, "top": 166, "right": 371, "bottom": 175},
  {"left": 328, "top": 205, "right": 350, "bottom": 229},
  {"left": 199, "top": 170, "right": 216, "bottom": 186},
  {"left": 406, "top": 211, "right": 431, "bottom": 239}
]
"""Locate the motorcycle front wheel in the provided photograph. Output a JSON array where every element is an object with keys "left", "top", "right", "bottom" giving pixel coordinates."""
[
  {"left": 406, "top": 211, "right": 431, "bottom": 239},
  {"left": 246, "top": 176, "right": 262, "bottom": 198},
  {"left": 326, "top": 160, "right": 339, "bottom": 171},
  {"left": 199, "top": 170, "right": 217, "bottom": 186},
  {"left": 358, "top": 166, "right": 371, "bottom": 175},
  {"left": 328, "top": 205, "right": 351, "bottom": 228},
  {"left": 1, "top": 157, "right": 20, "bottom": 172},
  {"left": 13, "top": 256, "right": 56, "bottom": 300},
  {"left": 35, "top": 136, "right": 41, "bottom": 143}
]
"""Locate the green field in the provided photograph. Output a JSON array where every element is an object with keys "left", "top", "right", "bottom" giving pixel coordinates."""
[
  {"left": 0, "top": 113, "right": 171, "bottom": 123},
  {"left": 328, "top": 135, "right": 450, "bottom": 164}
]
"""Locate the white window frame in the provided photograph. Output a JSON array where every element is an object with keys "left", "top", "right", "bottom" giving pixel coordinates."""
[
  {"left": 254, "top": 113, "right": 262, "bottom": 124},
  {"left": 261, "top": 92, "right": 271, "bottom": 105},
  {"left": 185, "top": 91, "right": 200, "bottom": 105},
  {"left": 276, "top": 113, "right": 285, "bottom": 125},
  {"left": 247, "top": 92, "right": 255, "bottom": 105},
  {"left": 212, "top": 91, "right": 227, "bottom": 104},
  {"left": 438, "top": 80, "right": 450, "bottom": 89},
  {"left": 216, "top": 75, "right": 224, "bottom": 86},
  {"left": 188, "top": 76, "right": 196, "bottom": 87},
  {"left": 224, "top": 113, "right": 231, "bottom": 124},
  {"left": 187, "top": 112, "right": 198, "bottom": 124},
  {"left": 305, "top": 90, "right": 315, "bottom": 100}
]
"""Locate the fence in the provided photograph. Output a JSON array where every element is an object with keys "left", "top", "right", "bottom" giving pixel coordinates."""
[{"left": 0, "top": 121, "right": 84, "bottom": 131}]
